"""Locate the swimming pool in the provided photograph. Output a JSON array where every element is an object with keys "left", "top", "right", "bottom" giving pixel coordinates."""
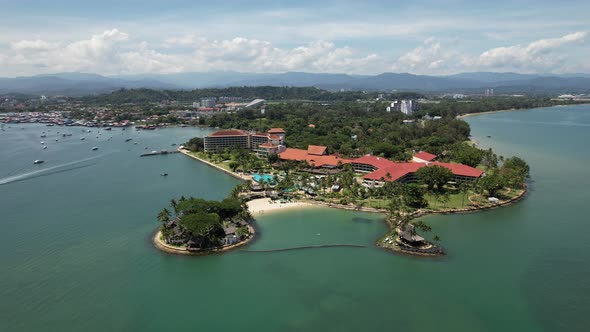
[{"left": 252, "top": 173, "right": 275, "bottom": 183}]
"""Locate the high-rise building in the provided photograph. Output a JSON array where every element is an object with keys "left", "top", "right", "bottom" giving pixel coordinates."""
[{"left": 386, "top": 99, "right": 418, "bottom": 115}]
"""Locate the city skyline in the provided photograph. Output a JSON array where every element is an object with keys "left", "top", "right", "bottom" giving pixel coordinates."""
[{"left": 1, "top": 0, "right": 588, "bottom": 76}]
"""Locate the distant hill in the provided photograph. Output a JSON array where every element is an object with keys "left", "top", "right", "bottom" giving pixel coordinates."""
[
  {"left": 1, "top": 71, "right": 590, "bottom": 96},
  {"left": 0, "top": 73, "right": 178, "bottom": 96}
]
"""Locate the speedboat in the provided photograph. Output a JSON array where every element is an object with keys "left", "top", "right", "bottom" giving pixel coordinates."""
[
  {"left": 33, "top": 160, "right": 44, "bottom": 164},
  {"left": 43, "top": 146, "right": 47, "bottom": 149},
  {"left": 40, "top": 141, "right": 45, "bottom": 144},
  {"left": 92, "top": 147, "right": 99, "bottom": 151}
]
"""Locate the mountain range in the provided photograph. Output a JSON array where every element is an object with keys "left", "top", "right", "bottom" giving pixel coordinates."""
[{"left": 1, "top": 71, "right": 590, "bottom": 96}]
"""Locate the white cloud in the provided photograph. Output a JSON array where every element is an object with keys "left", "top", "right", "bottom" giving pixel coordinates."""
[
  {"left": 474, "top": 31, "right": 586, "bottom": 71},
  {"left": 392, "top": 32, "right": 588, "bottom": 74},
  {"left": 391, "top": 38, "right": 462, "bottom": 73},
  {"left": 0, "top": 29, "right": 384, "bottom": 75}
]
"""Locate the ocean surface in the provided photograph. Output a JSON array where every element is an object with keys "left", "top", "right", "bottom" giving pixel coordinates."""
[{"left": 1, "top": 105, "right": 589, "bottom": 331}]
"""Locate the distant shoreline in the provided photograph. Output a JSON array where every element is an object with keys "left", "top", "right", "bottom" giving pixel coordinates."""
[{"left": 456, "top": 104, "right": 572, "bottom": 119}]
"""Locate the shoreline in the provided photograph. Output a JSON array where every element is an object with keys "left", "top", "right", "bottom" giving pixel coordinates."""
[
  {"left": 178, "top": 148, "right": 250, "bottom": 181},
  {"left": 456, "top": 104, "right": 573, "bottom": 119},
  {"left": 153, "top": 225, "right": 255, "bottom": 255},
  {"left": 246, "top": 198, "right": 318, "bottom": 216}
]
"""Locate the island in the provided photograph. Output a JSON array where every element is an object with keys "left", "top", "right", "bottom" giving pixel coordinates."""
[
  {"left": 154, "top": 197, "right": 254, "bottom": 254},
  {"left": 155, "top": 98, "right": 531, "bottom": 256}
]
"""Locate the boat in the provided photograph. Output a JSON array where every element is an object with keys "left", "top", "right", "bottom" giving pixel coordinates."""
[
  {"left": 43, "top": 146, "right": 48, "bottom": 149},
  {"left": 125, "top": 138, "right": 132, "bottom": 142},
  {"left": 486, "top": 135, "right": 491, "bottom": 138},
  {"left": 33, "top": 160, "right": 44, "bottom": 164},
  {"left": 40, "top": 134, "right": 46, "bottom": 138},
  {"left": 40, "top": 141, "right": 45, "bottom": 144},
  {"left": 92, "top": 147, "right": 99, "bottom": 151},
  {"left": 80, "top": 137, "right": 85, "bottom": 140},
  {"left": 161, "top": 173, "right": 168, "bottom": 176},
  {"left": 171, "top": 143, "right": 176, "bottom": 146}
]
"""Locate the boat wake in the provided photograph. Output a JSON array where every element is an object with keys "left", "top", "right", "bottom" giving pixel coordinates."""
[{"left": 0, "top": 155, "right": 102, "bottom": 185}]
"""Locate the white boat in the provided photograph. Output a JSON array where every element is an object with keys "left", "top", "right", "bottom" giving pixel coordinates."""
[
  {"left": 43, "top": 146, "right": 47, "bottom": 149},
  {"left": 80, "top": 137, "right": 85, "bottom": 140},
  {"left": 92, "top": 147, "right": 99, "bottom": 151},
  {"left": 33, "top": 160, "right": 44, "bottom": 164},
  {"left": 40, "top": 141, "right": 45, "bottom": 144}
]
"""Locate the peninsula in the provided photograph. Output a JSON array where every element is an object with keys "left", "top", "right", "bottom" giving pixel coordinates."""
[{"left": 155, "top": 97, "right": 530, "bottom": 256}]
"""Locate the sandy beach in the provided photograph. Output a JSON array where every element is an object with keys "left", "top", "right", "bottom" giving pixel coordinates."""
[{"left": 247, "top": 198, "right": 316, "bottom": 215}]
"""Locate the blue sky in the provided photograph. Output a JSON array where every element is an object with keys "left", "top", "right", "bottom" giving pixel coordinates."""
[{"left": 0, "top": 0, "right": 588, "bottom": 76}]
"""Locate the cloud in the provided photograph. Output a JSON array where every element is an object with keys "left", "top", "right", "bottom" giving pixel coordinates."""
[
  {"left": 474, "top": 31, "right": 586, "bottom": 71},
  {"left": 391, "top": 38, "right": 461, "bottom": 73},
  {"left": 391, "top": 32, "right": 588, "bottom": 74},
  {"left": 0, "top": 29, "right": 384, "bottom": 75}
]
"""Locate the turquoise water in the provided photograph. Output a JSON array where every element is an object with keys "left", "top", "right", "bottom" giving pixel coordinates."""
[
  {"left": 1, "top": 105, "right": 590, "bottom": 331},
  {"left": 252, "top": 173, "right": 275, "bottom": 183}
]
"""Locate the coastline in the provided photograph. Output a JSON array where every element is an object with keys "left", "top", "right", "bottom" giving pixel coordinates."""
[
  {"left": 246, "top": 198, "right": 318, "bottom": 216},
  {"left": 153, "top": 225, "right": 255, "bottom": 255},
  {"left": 178, "top": 148, "right": 250, "bottom": 181},
  {"left": 456, "top": 104, "right": 572, "bottom": 119}
]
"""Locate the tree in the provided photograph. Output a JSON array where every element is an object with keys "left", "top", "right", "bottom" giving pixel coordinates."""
[
  {"left": 478, "top": 172, "right": 506, "bottom": 197},
  {"left": 416, "top": 165, "right": 454, "bottom": 191},
  {"left": 402, "top": 183, "right": 427, "bottom": 208},
  {"left": 228, "top": 161, "right": 239, "bottom": 172},
  {"left": 157, "top": 208, "right": 171, "bottom": 224}
]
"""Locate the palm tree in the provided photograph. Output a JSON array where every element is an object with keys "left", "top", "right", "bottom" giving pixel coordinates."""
[
  {"left": 170, "top": 199, "right": 178, "bottom": 215},
  {"left": 157, "top": 208, "right": 171, "bottom": 224}
]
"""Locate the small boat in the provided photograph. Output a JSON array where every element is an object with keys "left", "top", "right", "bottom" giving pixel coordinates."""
[
  {"left": 133, "top": 142, "right": 138, "bottom": 145},
  {"left": 125, "top": 138, "right": 132, "bottom": 142},
  {"left": 171, "top": 143, "right": 176, "bottom": 146},
  {"left": 486, "top": 135, "right": 491, "bottom": 138},
  {"left": 55, "top": 139, "right": 59, "bottom": 142},
  {"left": 40, "top": 134, "right": 47, "bottom": 138},
  {"left": 92, "top": 147, "right": 99, "bottom": 151},
  {"left": 40, "top": 141, "right": 45, "bottom": 144},
  {"left": 80, "top": 137, "right": 85, "bottom": 140},
  {"left": 43, "top": 146, "right": 48, "bottom": 149},
  {"left": 161, "top": 173, "right": 168, "bottom": 176},
  {"left": 33, "top": 160, "right": 44, "bottom": 164}
]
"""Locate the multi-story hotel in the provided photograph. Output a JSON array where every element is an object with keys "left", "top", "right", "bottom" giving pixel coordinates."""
[{"left": 204, "top": 128, "right": 286, "bottom": 157}]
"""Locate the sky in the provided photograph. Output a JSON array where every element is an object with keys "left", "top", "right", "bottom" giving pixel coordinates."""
[{"left": 0, "top": 0, "right": 589, "bottom": 77}]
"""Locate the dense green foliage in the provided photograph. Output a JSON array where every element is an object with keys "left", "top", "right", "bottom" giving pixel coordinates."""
[
  {"left": 206, "top": 102, "right": 471, "bottom": 158},
  {"left": 416, "top": 165, "right": 454, "bottom": 191},
  {"left": 158, "top": 196, "right": 250, "bottom": 249},
  {"left": 81, "top": 87, "right": 424, "bottom": 104}
]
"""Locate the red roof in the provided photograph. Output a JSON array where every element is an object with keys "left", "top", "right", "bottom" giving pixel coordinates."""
[
  {"left": 307, "top": 145, "right": 328, "bottom": 156},
  {"left": 279, "top": 148, "right": 352, "bottom": 167},
  {"left": 259, "top": 142, "right": 278, "bottom": 148},
  {"left": 413, "top": 151, "right": 437, "bottom": 162},
  {"left": 431, "top": 162, "right": 484, "bottom": 178},
  {"left": 352, "top": 155, "right": 396, "bottom": 169},
  {"left": 268, "top": 128, "right": 285, "bottom": 134},
  {"left": 208, "top": 129, "right": 248, "bottom": 137},
  {"left": 364, "top": 163, "right": 422, "bottom": 181},
  {"left": 269, "top": 135, "right": 281, "bottom": 140},
  {"left": 364, "top": 162, "right": 483, "bottom": 182}
]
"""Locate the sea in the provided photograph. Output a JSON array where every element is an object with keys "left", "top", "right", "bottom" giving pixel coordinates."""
[{"left": 1, "top": 104, "right": 589, "bottom": 331}]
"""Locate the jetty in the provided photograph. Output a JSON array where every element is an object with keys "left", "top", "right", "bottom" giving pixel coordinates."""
[{"left": 140, "top": 149, "right": 180, "bottom": 157}]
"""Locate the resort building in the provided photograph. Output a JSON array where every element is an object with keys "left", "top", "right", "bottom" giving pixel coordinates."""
[
  {"left": 204, "top": 129, "right": 250, "bottom": 152},
  {"left": 412, "top": 151, "right": 437, "bottom": 163},
  {"left": 353, "top": 152, "right": 484, "bottom": 186},
  {"left": 204, "top": 128, "right": 286, "bottom": 156},
  {"left": 279, "top": 145, "right": 352, "bottom": 169},
  {"left": 351, "top": 155, "right": 396, "bottom": 173}
]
